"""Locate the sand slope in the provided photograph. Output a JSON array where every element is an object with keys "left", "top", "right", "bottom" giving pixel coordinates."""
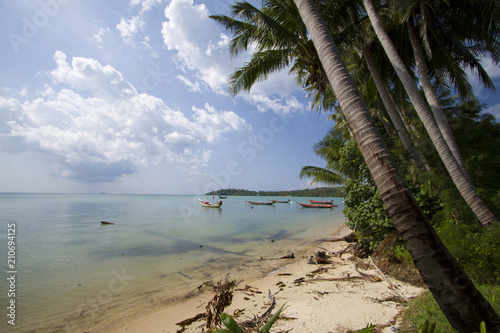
[{"left": 118, "top": 229, "right": 424, "bottom": 333}]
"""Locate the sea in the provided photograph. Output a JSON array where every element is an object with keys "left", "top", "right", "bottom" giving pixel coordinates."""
[{"left": 0, "top": 193, "right": 345, "bottom": 332}]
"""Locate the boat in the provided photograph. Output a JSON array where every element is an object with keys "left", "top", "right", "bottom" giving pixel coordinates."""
[
  {"left": 247, "top": 200, "right": 274, "bottom": 205},
  {"left": 219, "top": 195, "right": 227, "bottom": 199},
  {"left": 100, "top": 221, "right": 115, "bottom": 225},
  {"left": 308, "top": 199, "right": 333, "bottom": 205},
  {"left": 198, "top": 198, "right": 223, "bottom": 208},
  {"left": 269, "top": 199, "right": 290, "bottom": 203},
  {"left": 299, "top": 203, "right": 334, "bottom": 208}
]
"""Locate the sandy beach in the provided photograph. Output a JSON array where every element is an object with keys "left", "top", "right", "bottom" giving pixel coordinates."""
[{"left": 115, "top": 225, "right": 424, "bottom": 333}]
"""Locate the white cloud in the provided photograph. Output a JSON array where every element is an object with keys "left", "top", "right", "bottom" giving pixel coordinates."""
[
  {"left": 116, "top": 15, "right": 145, "bottom": 45},
  {"left": 93, "top": 27, "right": 110, "bottom": 48},
  {"left": 116, "top": 0, "right": 164, "bottom": 46},
  {"left": 0, "top": 51, "right": 249, "bottom": 183},
  {"left": 160, "top": 0, "right": 307, "bottom": 114},
  {"left": 131, "top": 0, "right": 165, "bottom": 14},
  {"left": 484, "top": 103, "right": 500, "bottom": 120},
  {"left": 176, "top": 75, "right": 204, "bottom": 93},
  {"left": 161, "top": 0, "right": 232, "bottom": 94}
]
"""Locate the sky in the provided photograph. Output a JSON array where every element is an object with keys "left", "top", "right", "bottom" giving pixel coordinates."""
[{"left": 0, "top": 0, "right": 499, "bottom": 195}]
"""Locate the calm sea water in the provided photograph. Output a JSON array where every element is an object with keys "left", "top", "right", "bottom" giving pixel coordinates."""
[{"left": 0, "top": 193, "right": 345, "bottom": 332}]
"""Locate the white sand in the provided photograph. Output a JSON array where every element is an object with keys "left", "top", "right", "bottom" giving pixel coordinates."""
[{"left": 115, "top": 226, "right": 424, "bottom": 333}]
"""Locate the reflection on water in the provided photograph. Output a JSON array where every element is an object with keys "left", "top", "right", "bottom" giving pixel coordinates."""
[{"left": 0, "top": 194, "right": 344, "bottom": 332}]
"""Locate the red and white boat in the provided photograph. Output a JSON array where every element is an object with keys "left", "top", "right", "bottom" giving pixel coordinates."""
[
  {"left": 308, "top": 199, "right": 333, "bottom": 205},
  {"left": 198, "top": 198, "right": 223, "bottom": 208},
  {"left": 299, "top": 203, "right": 334, "bottom": 208}
]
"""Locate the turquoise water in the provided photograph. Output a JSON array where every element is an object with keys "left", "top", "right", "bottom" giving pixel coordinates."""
[{"left": 0, "top": 193, "right": 345, "bottom": 332}]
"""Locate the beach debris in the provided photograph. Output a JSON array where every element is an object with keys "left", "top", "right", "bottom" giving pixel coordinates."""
[
  {"left": 354, "top": 263, "right": 382, "bottom": 283},
  {"left": 205, "top": 277, "right": 237, "bottom": 329},
  {"left": 368, "top": 256, "right": 408, "bottom": 302},
  {"left": 306, "top": 267, "right": 329, "bottom": 278},
  {"left": 258, "top": 290, "right": 277, "bottom": 322},
  {"left": 336, "top": 243, "right": 354, "bottom": 258},
  {"left": 176, "top": 313, "right": 206, "bottom": 331},
  {"left": 308, "top": 251, "right": 331, "bottom": 265},
  {"left": 293, "top": 277, "right": 306, "bottom": 285},
  {"left": 279, "top": 253, "right": 295, "bottom": 259}
]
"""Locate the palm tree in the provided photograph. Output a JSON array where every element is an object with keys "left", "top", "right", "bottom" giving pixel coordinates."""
[
  {"left": 397, "top": 0, "right": 500, "bottom": 179},
  {"left": 212, "top": 0, "right": 427, "bottom": 172},
  {"left": 210, "top": 0, "right": 325, "bottom": 100},
  {"left": 361, "top": 45, "right": 427, "bottom": 170},
  {"left": 299, "top": 127, "right": 347, "bottom": 185},
  {"left": 362, "top": 0, "right": 498, "bottom": 227},
  {"left": 293, "top": 0, "right": 500, "bottom": 331}
]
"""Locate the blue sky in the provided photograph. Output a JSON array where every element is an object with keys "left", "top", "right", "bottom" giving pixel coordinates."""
[{"left": 0, "top": 0, "right": 499, "bottom": 195}]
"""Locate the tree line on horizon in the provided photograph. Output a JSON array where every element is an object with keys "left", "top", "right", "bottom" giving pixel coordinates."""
[
  {"left": 205, "top": 187, "right": 343, "bottom": 197},
  {"left": 211, "top": 0, "right": 500, "bottom": 331}
]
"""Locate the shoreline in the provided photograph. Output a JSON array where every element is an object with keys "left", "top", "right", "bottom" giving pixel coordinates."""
[{"left": 114, "top": 225, "right": 424, "bottom": 333}]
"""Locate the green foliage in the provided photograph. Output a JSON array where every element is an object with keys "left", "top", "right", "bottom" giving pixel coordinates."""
[
  {"left": 436, "top": 222, "right": 500, "bottom": 285},
  {"left": 217, "top": 313, "right": 244, "bottom": 333},
  {"left": 351, "top": 323, "right": 377, "bottom": 332},
  {"left": 213, "top": 303, "right": 286, "bottom": 333},
  {"left": 340, "top": 141, "right": 395, "bottom": 251},
  {"left": 401, "top": 285, "right": 500, "bottom": 332},
  {"left": 419, "top": 320, "right": 437, "bottom": 333},
  {"left": 206, "top": 187, "right": 343, "bottom": 197}
]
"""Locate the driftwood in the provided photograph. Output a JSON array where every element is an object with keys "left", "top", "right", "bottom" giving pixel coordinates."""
[
  {"left": 176, "top": 313, "right": 205, "bottom": 329},
  {"left": 258, "top": 290, "right": 276, "bottom": 323},
  {"left": 354, "top": 263, "right": 382, "bottom": 282},
  {"left": 336, "top": 244, "right": 354, "bottom": 258},
  {"left": 303, "top": 276, "right": 365, "bottom": 283},
  {"left": 368, "top": 256, "right": 408, "bottom": 302}
]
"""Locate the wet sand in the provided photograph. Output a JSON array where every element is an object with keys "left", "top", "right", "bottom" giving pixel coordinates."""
[{"left": 114, "top": 225, "right": 424, "bottom": 333}]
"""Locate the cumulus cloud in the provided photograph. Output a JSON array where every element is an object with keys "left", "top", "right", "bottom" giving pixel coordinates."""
[
  {"left": 116, "top": 0, "right": 164, "bottom": 46},
  {"left": 161, "top": 0, "right": 232, "bottom": 94},
  {"left": 116, "top": 15, "right": 145, "bottom": 45},
  {"left": 160, "top": 0, "right": 306, "bottom": 114},
  {"left": 0, "top": 51, "right": 249, "bottom": 183}
]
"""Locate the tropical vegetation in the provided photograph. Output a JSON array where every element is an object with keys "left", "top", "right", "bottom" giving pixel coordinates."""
[
  {"left": 205, "top": 187, "right": 342, "bottom": 197},
  {"left": 212, "top": 0, "right": 500, "bottom": 331}
]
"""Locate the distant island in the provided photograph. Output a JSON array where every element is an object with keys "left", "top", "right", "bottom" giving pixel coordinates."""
[{"left": 205, "top": 187, "right": 343, "bottom": 197}]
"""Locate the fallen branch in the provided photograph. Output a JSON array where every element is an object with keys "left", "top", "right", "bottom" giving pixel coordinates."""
[
  {"left": 176, "top": 313, "right": 205, "bottom": 328},
  {"left": 303, "top": 276, "right": 365, "bottom": 283},
  {"left": 369, "top": 256, "right": 408, "bottom": 302},
  {"left": 258, "top": 290, "right": 276, "bottom": 323}
]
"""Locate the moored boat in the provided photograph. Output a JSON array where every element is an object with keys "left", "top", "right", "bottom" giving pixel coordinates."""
[
  {"left": 299, "top": 203, "right": 334, "bottom": 208},
  {"left": 308, "top": 199, "right": 333, "bottom": 205},
  {"left": 269, "top": 199, "right": 291, "bottom": 203},
  {"left": 198, "top": 198, "right": 223, "bottom": 208},
  {"left": 247, "top": 200, "right": 274, "bottom": 205}
]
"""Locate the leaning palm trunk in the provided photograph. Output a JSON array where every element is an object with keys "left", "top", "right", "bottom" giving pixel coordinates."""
[
  {"left": 293, "top": 0, "right": 500, "bottom": 331},
  {"left": 363, "top": 0, "right": 497, "bottom": 227},
  {"left": 362, "top": 46, "right": 427, "bottom": 171},
  {"left": 406, "top": 17, "right": 470, "bottom": 178}
]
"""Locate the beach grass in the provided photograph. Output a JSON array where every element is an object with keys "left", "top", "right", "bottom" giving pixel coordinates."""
[{"left": 399, "top": 285, "right": 500, "bottom": 332}]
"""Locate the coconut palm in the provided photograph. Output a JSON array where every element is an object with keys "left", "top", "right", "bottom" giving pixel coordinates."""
[
  {"left": 293, "top": 0, "right": 500, "bottom": 331},
  {"left": 212, "top": 0, "right": 427, "bottom": 171},
  {"left": 362, "top": 0, "right": 498, "bottom": 227},
  {"left": 299, "top": 127, "right": 348, "bottom": 185}
]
